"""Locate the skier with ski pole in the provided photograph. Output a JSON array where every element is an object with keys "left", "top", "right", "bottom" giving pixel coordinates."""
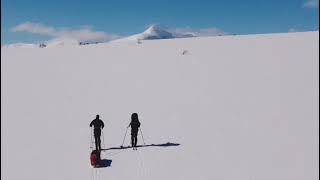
[
  {"left": 128, "top": 113, "right": 141, "bottom": 150},
  {"left": 89, "top": 114, "right": 105, "bottom": 151}
]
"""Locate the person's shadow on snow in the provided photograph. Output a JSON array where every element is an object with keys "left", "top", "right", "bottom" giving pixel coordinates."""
[
  {"left": 95, "top": 159, "right": 112, "bottom": 168},
  {"left": 101, "top": 142, "right": 180, "bottom": 151},
  {"left": 95, "top": 142, "right": 179, "bottom": 168}
]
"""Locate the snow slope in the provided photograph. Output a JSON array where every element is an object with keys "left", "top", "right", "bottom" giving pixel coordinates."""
[
  {"left": 1, "top": 43, "right": 38, "bottom": 48},
  {"left": 2, "top": 38, "right": 92, "bottom": 49},
  {"left": 1, "top": 31, "right": 319, "bottom": 180}
]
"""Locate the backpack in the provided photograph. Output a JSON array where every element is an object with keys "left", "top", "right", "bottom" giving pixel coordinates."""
[{"left": 90, "top": 150, "right": 101, "bottom": 167}]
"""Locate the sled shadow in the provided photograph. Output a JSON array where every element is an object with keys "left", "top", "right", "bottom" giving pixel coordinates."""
[
  {"left": 101, "top": 142, "right": 180, "bottom": 151},
  {"left": 95, "top": 159, "right": 112, "bottom": 168}
]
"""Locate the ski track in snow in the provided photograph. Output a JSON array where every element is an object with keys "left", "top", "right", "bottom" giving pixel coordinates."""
[{"left": 136, "top": 149, "right": 148, "bottom": 179}]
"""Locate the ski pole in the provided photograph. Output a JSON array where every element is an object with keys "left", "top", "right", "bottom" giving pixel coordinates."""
[
  {"left": 102, "top": 129, "right": 105, "bottom": 149},
  {"left": 121, "top": 127, "right": 129, "bottom": 147},
  {"left": 139, "top": 128, "right": 146, "bottom": 145}
]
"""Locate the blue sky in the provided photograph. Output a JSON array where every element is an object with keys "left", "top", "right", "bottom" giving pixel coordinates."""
[{"left": 1, "top": 0, "right": 319, "bottom": 44}]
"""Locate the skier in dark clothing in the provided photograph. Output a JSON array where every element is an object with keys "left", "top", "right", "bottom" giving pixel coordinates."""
[
  {"left": 128, "top": 113, "right": 141, "bottom": 150},
  {"left": 90, "top": 115, "right": 104, "bottom": 151}
]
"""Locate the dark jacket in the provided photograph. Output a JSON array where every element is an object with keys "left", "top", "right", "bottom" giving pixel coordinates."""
[
  {"left": 129, "top": 119, "right": 140, "bottom": 134},
  {"left": 90, "top": 119, "right": 104, "bottom": 136}
]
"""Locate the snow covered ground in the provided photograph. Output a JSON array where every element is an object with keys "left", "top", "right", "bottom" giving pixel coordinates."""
[{"left": 1, "top": 31, "right": 319, "bottom": 180}]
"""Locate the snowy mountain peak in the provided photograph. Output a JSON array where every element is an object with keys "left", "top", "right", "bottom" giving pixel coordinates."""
[
  {"left": 112, "top": 25, "right": 196, "bottom": 42},
  {"left": 120, "top": 25, "right": 174, "bottom": 41},
  {"left": 143, "top": 25, "right": 174, "bottom": 39},
  {"left": 143, "top": 25, "right": 159, "bottom": 34},
  {"left": 142, "top": 25, "right": 173, "bottom": 38}
]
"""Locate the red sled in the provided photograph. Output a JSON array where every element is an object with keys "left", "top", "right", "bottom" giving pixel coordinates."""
[{"left": 90, "top": 150, "right": 101, "bottom": 167}]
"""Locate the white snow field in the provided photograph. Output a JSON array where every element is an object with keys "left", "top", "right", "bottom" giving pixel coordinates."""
[{"left": 1, "top": 31, "right": 319, "bottom": 180}]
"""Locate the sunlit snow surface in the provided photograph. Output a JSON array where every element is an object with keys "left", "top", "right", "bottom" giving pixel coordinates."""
[{"left": 1, "top": 31, "right": 319, "bottom": 180}]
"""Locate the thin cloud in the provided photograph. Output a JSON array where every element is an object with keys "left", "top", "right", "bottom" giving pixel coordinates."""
[
  {"left": 302, "top": 0, "right": 319, "bottom": 8},
  {"left": 11, "top": 22, "right": 119, "bottom": 43},
  {"left": 11, "top": 22, "right": 56, "bottom": 36},
  {"left": 288, "top": 28, "right": 299, "bottom": 32},
  {"left": 167, "top": 26, "right": 227, "bottom": 37}
]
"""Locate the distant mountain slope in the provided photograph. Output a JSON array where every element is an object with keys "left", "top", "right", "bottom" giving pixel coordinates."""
[
  {"left": 1, "top": 43, "right": 38, "bottom": 48},
  {"left": 113, "top": 25, "right": 196, "bottom": 42},
  {"left": 2, "top": 25, "right": 197, "bottom": 48}
]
